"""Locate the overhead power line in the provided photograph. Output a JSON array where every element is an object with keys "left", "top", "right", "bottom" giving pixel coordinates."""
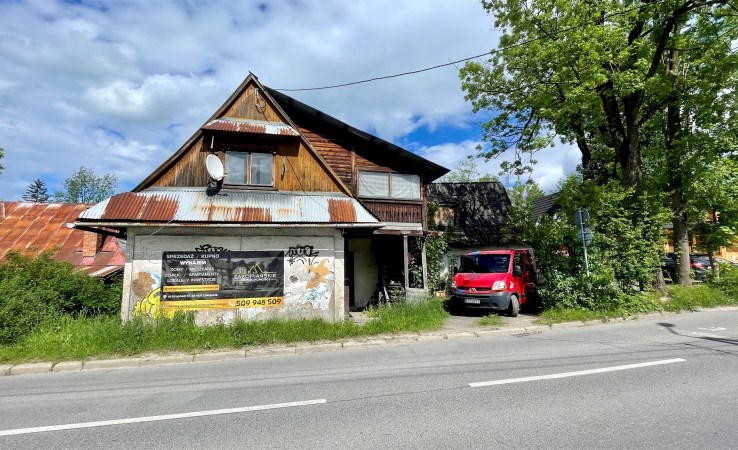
[{"left": 273, "top": 0, "right": 664, "bottom": 92}]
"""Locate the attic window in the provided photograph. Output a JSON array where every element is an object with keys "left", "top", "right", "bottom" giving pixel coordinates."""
[
  {"left": 225, "top": 151, "right": 274, "bottom": 186},
  {"left": 359, "top": 171, "right": 420, "bottom": 200}
]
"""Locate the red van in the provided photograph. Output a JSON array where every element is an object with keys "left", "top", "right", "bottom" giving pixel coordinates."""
[{"left": 449, "top": 249, "right": 538, "bottom": 317}]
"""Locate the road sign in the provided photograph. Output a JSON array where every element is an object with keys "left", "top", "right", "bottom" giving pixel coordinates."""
[
  {"left": 576, "top": 227, "right": 593, "bottom": 245},
  {"left": 574, "top": 208, "right": 590, "bottom": 227}
]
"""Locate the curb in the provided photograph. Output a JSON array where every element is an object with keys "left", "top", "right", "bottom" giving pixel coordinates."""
[{"left": 1, "top": 307, "right": 733, "bottom": 377}]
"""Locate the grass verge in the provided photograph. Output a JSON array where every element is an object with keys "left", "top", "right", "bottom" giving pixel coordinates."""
[
  {"left": 536, "top": 284, "right": 737, "bottom": 326},
  {"left": 0, "top": 298, "right": 448, "bottom": 363}
]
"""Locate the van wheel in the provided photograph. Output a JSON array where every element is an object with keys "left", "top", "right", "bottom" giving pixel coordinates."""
[{"left": 507, "top": 295, "right": 519, "bottom": 317}]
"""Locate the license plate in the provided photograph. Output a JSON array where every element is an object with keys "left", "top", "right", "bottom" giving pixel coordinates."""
[{"left": 465, "top": 299, "right": 481, "bottom": 304}]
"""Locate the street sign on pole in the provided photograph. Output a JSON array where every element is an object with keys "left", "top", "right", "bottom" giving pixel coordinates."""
[
  {"left": 574, "top": 207, "right": 592, "bottom": 276},
  {"left": 574, "top": 208, "right": 590, "bottom": 227},
  {"left": 576, "top": 228, "right": 593, "bottom": 245}
]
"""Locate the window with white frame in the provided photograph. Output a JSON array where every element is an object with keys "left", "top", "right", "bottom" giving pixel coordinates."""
[
  {"left": 358, "top": 171, "right": 421, "bottom": 199},
  {"left": 225, "top": 151, "right": 274, "bottom": 186}
]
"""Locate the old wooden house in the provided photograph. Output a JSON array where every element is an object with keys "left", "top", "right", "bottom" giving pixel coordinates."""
[{"left": 74, "top": 74, "right": 448, "bottom": 324}]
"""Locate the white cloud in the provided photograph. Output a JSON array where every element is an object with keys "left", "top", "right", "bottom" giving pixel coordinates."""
[
  {"left": 0, "top": 0, "right": 577, "bottom": 201},
  {"left": 418, "top": 139, "right": 580, "bottom": 193}
]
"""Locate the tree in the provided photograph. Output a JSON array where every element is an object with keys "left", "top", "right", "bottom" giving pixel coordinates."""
[
  {"left": 22, "top": 179, "right": 50, "bottom": 202},
  {"left": 687, "top": 158, "right": 738, "bottom": 278},
  {"left": 503, "top": 180, "right": 545, "bottom": 243},
  {"left": 437, "top": 158, "right": 499, "bottom": 183},
  {"left": 54, "top": 166, "right": 118, "bottom": 203},
  {"left": 461, "top": 0, "right": 738, "bottom": 285}
]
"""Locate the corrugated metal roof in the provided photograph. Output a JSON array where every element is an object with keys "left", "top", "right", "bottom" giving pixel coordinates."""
[
  {"left": 0, "top": 202, "right": 125, "bottom": 277},
  {"left": 201, "top": 117, "right": 299, "bottom": 136},
  {"left": 78, "top": 189, "right": 380, "bottom": 225}
]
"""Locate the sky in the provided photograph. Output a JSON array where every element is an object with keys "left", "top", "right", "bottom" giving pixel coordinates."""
[{"left": 0, "top": 0, "right": 580, "bottom": 201}]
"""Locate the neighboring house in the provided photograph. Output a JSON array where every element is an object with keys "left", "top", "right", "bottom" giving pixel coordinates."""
[
  {"left": 531, "top": 193, "right": 560, "bottom": 222},
  {"left": 74, "top": 73, "right": 448, "bottom": 324},
  {"left": 0, "top": 201, "right": 124, "bottom": 280},
  {"left": 427, "top": 182, "right": 512, "bottom": 279}
]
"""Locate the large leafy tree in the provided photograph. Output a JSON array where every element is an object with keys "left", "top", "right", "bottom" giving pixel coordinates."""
[
  {"left": 22, "top": 179, "right": 50, "bottom": 202},
  {"left": 461, "top": 0, "right": 738, "bottom": 285},
  {"left": 687, "top": 158, "right": 738, "bottom": 277},
  {"left": 54, "top": 166, "right": 118, "bottom": 204}
]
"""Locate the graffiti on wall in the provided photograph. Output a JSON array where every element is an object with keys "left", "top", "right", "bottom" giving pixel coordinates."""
[
  {"left": 133, "top": 287, "right": 163, "bottom": 318},
  {"left": 287, "top": 245, "right": 319, "bottom": 266},
  {"left": 306, "top": 259, "right": 332, "bottom": 289},
  {"left": 195, "top": 244, "right": 229, "bottom": 252},
  {"left": 300, "top": 258, "right": 334, "bottom": 309},
  {"left": 131, "top": 271, "right": 163, "bottom": 318}
]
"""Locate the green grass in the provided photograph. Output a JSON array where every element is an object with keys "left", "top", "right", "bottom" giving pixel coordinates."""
[
  {"left": 0, "top": 298, "right": 448, "bottom": 363},
  {"left": 536, "top": 284, "right": 738, "bottom": 326},
  {"left": 477, "top": 314, "right": 504, "bottom": 327},
  {"left": 535, "top": 307, "right": 607, "bottom": 325},
  {"left": 664, "top": 284, "right": 737, "bottom": 312}
]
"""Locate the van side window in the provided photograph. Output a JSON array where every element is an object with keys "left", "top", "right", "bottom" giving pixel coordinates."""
[{"left": 514, "top": 253, "right": 522, "bottom": 268}]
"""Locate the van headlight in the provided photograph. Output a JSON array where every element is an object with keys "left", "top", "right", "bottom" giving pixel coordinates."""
[{"left": 492, "top": 280, "right": 506, "bottom": 291}]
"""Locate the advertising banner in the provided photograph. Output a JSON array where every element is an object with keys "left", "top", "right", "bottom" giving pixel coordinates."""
[{"left": 160, "top": 251, "right": 284, "bottom": 311}]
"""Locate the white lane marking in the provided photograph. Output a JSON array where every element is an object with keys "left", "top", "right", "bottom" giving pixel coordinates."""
[
  {"left": 469, "top": 358, "right": 685, "bottom": 388},
  {"left": 698, "top": 327, "right": 726, "bottom": 331},
  {"left": 0, "top": 399, "right": 326, "bottom": 437}
]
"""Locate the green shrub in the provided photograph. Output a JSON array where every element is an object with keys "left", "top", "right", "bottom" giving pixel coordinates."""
[
  {"left": 665, "top": 284, "right": 734, "bottom": 311},
  {"left": 707, "top": 263, "right": 738, "bottom": 300},
  {"left": 539, "top": 270, "right": 623, "bottom": 311},
  {"left": 0, "top": 251, "right": 121, "bottom": 345}
]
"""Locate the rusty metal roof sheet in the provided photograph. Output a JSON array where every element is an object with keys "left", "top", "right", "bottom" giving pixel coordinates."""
[
  {"left": 201, "top": 118, "right": 299, "bottom": 136},
  {"left": 0, "top": 202, "right": 125, "bottom": 276},
  {"left": 77, "top": 189, "right": 380, "bottom": 225}
]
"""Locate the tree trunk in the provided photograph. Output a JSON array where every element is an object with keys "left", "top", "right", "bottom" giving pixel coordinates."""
[
  {"left": 708, "top": 251, "right": 718, "bottom": 280},
  {"left": 666, "top": 22, "right": 691, "bottom": 286},
  {"left": 671, "top": 204, "right": 692, "bottom": 286},
  {"left": 652, "top": 267, "right": 667, "bottom": 294}
]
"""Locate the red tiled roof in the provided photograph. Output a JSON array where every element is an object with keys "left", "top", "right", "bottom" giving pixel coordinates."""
[{"left": 0, "top": 202, "right": 124, "bottom": 277}]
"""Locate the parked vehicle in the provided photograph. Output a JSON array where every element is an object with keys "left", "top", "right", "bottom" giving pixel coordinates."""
[
  {"left": 714, "top": 256, "right": 738, "bottom": 268},
  {"left": 661, "top": 253, "right": 712, "bottom": 281},
  {"left": 449, "top": 249, "right": 538, "bottom": 317}
]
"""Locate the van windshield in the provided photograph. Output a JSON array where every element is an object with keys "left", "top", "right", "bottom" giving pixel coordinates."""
[{"left": 458, "top": 254, "right": 511, "bottom": 274}]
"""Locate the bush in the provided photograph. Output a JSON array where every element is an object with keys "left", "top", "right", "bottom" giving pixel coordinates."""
[
  {"left": 665, "top": 284, "right": 732, "bottom": 311},
  {"left": 707, "top": 263, "right": 738, "bottom": 300},
  {"left": 539, "top": 270, "right": 624, "bottom": 312},
  {"left": 0, "top": 251, "right": 121, "bottom": 345}
]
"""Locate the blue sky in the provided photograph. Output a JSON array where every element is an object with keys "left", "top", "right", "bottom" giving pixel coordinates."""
[{"left": 0, "top": 0, "right": 579, "bottom": 201}]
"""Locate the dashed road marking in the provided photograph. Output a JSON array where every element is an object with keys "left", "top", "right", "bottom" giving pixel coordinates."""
[
  {"left": 469, "top": 358, "right": 686, "bottom": 388},
  {"left": 0, "top": 399, "right": 327, "bottom": 436}
]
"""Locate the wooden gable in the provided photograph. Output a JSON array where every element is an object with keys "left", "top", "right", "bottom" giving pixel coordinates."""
[{"left": 136, "top": 75, "right": 349, "bottom": 194}]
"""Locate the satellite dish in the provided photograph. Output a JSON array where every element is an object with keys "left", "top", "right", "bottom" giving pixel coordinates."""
[{"left": 206, "top": 154, "right": 224, "bottom": 181}]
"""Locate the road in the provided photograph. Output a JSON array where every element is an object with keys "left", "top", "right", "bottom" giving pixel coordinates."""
[{"left": 1, "top": 309, "right": 737, "bottom": 449}]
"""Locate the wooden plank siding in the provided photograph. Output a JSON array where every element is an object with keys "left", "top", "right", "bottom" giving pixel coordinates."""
[
  {"left": 360, "top": 200, "right": 423, "bottom": 223},
  {"left": 296, "top": 126, "right": 353, "bottom": 187},
  {"left": 287, "top": 111, "right": 427, "bottom": 226},
  {"left": 223, "top": 85, "right": 284, "bottom": 122},
  {"left": 152, "top": 137, "right": 210, "bottom": 188},
  {"left": 153, "top": 135, "right": 341, "bottom": 192}
]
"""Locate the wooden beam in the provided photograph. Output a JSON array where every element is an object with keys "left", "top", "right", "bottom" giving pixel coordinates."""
[
  {"left": 403, "top": 235, "right": 410, "bottom": 292},
  {"left": 421, "top": 238, "right": 428, "bottom": 290}
]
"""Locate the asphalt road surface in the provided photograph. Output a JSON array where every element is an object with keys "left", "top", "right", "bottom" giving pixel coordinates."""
[{"left": 1, "top": 309, "right": 737, "bottom": 449}]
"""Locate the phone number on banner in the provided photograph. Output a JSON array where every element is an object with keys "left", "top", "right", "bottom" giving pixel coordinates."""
[{"left": 161, "top": 297, "right": 285, "bottom": 311}]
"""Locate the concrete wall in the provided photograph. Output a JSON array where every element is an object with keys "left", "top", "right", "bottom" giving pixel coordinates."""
[{"left": 121, "top": 227, "right": 345, "bottom": 324}]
